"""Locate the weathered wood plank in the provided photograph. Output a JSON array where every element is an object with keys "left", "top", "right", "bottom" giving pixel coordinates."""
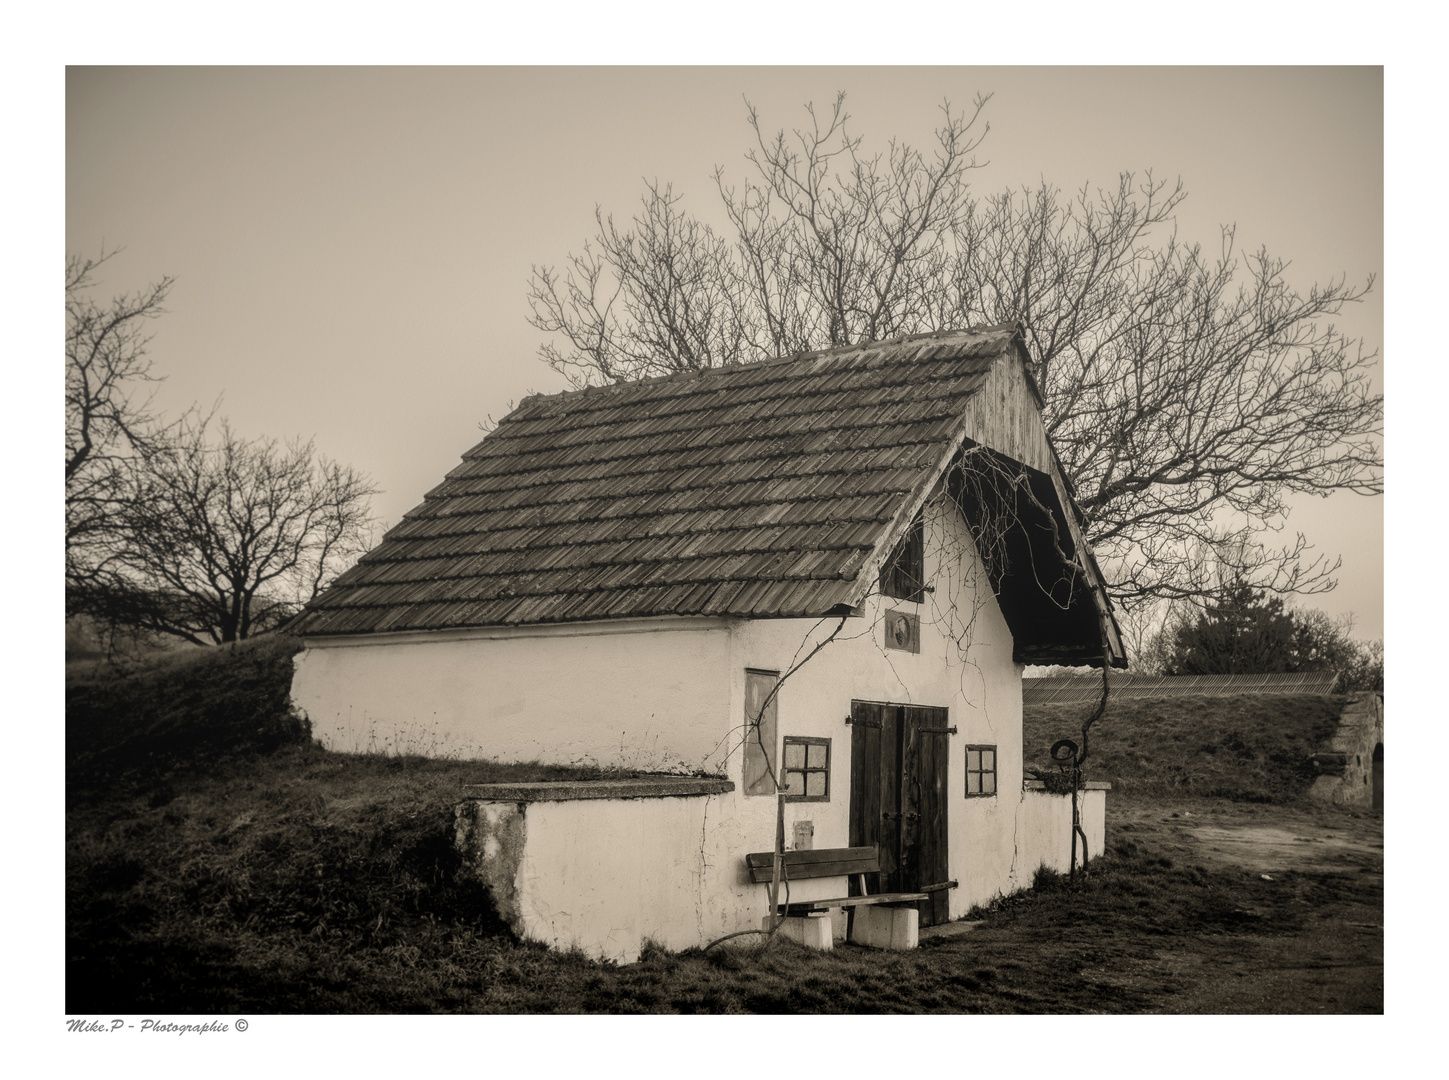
[
  {"left": 849, "top": 700, "right": 884, "bottom": 896},
  {"left": 782, "top": 892, "right": 931, "bottom": 913},
  {"left": 906, "top": 705, "right": 951, "bottom": 927},
  {"left": 959, "top": 344, "right": 1052, "bottom": 474},
  {"left": 745, "top": 854, "right": 881, "bottom": 883},
  {"left": 880, "top": 705, "right": 902, "bottom": 892},
  {"left": 744, "top": 846, "right": 878, "bottom": 868},
  {"left": 745, "top": 846, "right": 882, "bottom": 883}
]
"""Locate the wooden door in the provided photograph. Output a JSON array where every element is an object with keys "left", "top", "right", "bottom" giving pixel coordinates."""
[
  {"left": 848, "top": 701, "right": 900, "bottom": 893},
  {"left": 903, "top": 706, "right": 951, "bottom": 927},
  {"left": 849, "top": 701, "right": 951, "bottom": 927}
]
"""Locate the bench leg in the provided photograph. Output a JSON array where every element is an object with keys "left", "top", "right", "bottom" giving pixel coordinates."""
[
  {"left": 764, "top": 912, "right": 833, "bottom": 951},
  {"left": 848, "top": 905, "right": 919, "bottom": 950}
]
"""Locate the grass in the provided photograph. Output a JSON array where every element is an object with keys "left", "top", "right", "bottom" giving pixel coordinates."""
[
  {"left": 66, "top": 635, "right": 680, "bottom": 1013},
  {"left": 67, "top": 640, "right": 1377, "bottom": 1013},
  {"left": 67, "top": 634, "right": 312, "bottom": 801},
  {"left": 1024, "top": 693, "right": 1347, "bottom": 804},
  {"left": 66, "top": 781, "right": 1372, "bottom": 1014}
]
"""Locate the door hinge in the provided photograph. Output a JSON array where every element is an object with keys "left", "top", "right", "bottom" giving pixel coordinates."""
[
  {"left": 919, "top": 726, "right": 957, "bottom": 735},
  {"left": 847, "top": 715, "right": 881, "bottom": 728}
]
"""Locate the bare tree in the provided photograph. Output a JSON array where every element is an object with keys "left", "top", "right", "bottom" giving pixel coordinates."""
[
  {"left": 65, "top": 251, "right": 175, "bottom": 600},
  {"left": 98, "top": 417, "right": 379, "bottom": 645},
  {"left": 530, "top": 94, "right": 990, "bottom": 383},
  {"left": 527, "top": 94, "right": 1382, "bottom": 614}
]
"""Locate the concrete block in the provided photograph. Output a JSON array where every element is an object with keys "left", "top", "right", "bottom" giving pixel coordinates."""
[
  {"left": 849, "top": 904, "right": 919, "bottom": 950},
  {"left": 764, "top": 913, "right": 833, "bottom": 951}
]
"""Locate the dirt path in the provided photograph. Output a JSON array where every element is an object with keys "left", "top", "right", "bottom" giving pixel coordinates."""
[
  {"left": 1112, "top": 800, "right": 1383, "bottom": 1013},
  {"left": 1114, "top": 800, "right": 1383, "bottom": 873}
]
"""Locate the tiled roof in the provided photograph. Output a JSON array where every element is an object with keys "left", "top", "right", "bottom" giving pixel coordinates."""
[
  {"left": 1022, "top": 671, "right": 1342, "bottom": 706},
  {"left": 293, "top": 326, "right": 1028, "bottom": 636}
]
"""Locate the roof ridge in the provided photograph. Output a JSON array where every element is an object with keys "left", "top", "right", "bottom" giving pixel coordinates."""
[
  {"left": 473, "top": 369, "right": 984, "bottom": 458},
  {"left": 515, "top": 323, "right": 1019, "bottom": 414}
]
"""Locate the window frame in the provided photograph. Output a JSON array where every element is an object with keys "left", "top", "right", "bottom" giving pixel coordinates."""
[
  {"left": 880, "top": 512, "right": 925, "bottom": 603},
  {"left": 781, "top": 735, "right": 831, "bottom": 803},
  {"left": 964, "top": 744, "right": 997, "bottom": 798}
]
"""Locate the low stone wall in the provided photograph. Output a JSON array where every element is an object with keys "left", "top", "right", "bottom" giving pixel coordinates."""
[
  {"left": 456, "top": 777, "right": 801, "bottom": 963},
  {"left": 456, "top": 777, "right": 1111, "bottom": 962},
  {"left": 1015, "top": 783, "right": 1109, "bottom": 879},
  {"left": 1310, "top": 694, "right": 1384, "bottom": 809}
]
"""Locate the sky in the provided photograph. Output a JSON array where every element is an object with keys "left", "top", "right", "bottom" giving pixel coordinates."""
[{"left": 65, "top": 66, "right": 1384, "bottom": 638}]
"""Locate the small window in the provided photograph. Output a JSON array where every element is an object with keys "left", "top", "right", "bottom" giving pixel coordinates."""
[
  {"left": 743, "top": 669, "right": 780, "bottom": 796},
  {"left": 880, "top": 513, "right": 925, "bottom": 602},
  {"left": 965, "top": 745, "right": 996, "bottom": 797},
  {"left": 782, "top": 736, "right": 830, "bottom": 802}
]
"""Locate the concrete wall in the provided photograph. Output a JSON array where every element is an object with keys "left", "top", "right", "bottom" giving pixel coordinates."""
[
  {"left": 1310, "top": 694, "right": 1385, "bottom": 809},
  {"left": 302, "top": 487, "right": 1112, "bottom": 952}
]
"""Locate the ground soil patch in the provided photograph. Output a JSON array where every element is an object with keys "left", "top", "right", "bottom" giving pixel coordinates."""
[{"left": 1114, "top": 799, "right": 1384, "bottom": 875}]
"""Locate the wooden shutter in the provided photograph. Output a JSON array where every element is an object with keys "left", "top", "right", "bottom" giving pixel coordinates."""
[{"left": 743, "top": 669, "right": 779, "bottom": 796}]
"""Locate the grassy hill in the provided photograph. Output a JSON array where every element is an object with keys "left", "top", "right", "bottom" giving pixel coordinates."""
[
  {"left": 65, "top": 635, "right": 668, "bottom": 1012},
  {"left": 1024, "top": 692, "right": 1347, "bottom": 804}
]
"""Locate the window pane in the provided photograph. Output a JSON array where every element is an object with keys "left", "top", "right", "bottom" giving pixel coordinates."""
[
  {"left": 784, "top": 742, "right": 805, "bottom": 769},
  {"left": 982, "top": 748, "right": 995, "bottom": 771},
  {"left": 983, "top": 771, "right": 995, "bottom": 794},
  {"left": 967, "top": 772, "right": 980, "bottom": 794},
  {"left": 806, "top": 772, "right": 825, "bottom": 797},
  {"left": 967, "top": 749, "right": 980, "bottom": 771},
  {"left": 807, "top": 742, "right": 828, "bottom": 769},
  {"left": 784, "top": 771, "right": 803, "bottom": 796}
]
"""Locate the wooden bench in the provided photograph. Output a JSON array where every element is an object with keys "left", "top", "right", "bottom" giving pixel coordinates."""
[
  {"left": 744, "top": 846, "right": 931, "bottom": 950},
  {"left": 743, "top": 845, "right": 929, "bottom": 916}
]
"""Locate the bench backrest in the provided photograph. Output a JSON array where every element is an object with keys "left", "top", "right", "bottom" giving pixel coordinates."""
[{"left": 744, "top": 845, "right": 880, "bottom": 884}]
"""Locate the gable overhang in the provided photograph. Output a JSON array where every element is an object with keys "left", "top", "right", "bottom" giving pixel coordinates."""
[
  {"left": 845, "top": 431, "right": 1125, "bottom": 667},
  {"left": 945, "top": 443, "right": 1126, "bottom": 668},
  {"left": 843, "top": 327, "right": 1126, "bottom": 668}
]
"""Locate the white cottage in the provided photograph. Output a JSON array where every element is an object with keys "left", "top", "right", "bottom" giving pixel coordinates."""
[{"left": 290, "top": 324, "right": 1127, "bottom": 961}]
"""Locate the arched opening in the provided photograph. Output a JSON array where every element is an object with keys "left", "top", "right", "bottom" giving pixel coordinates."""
[{"left": 1372, "top": 743, "right": 1384, "bottom": 812}]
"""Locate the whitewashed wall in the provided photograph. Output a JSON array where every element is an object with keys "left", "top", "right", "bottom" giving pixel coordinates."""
[
  {"left": 456, "top": 782, "right": 853, "bottom": 963},
  {"left": 454, "top": 782, "right": 1108, "bottom": 962},
  {"left": 296, "top": 486, "right": 1111, "bottom": 948},
  {"left": 292, "top": 618, "right": 733, "bottom": 772},
  {"left": 720, "top": 491, "right": 1030, "bottom": 924}
]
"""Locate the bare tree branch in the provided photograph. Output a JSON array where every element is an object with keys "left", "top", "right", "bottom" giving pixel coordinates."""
[
  {"left": 77, "top": 416, "right": 379, "bottom": 645},
  {"left": 525, "top": 95, "right": 1381, "bottom": 614},
  {"left": 66, "top": 251, "right": 177, "bottom": 607}
]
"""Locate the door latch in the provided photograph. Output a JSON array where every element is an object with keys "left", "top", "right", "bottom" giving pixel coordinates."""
[{"left": 882, "top": 811, "right": 920, "bottom": 822}]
